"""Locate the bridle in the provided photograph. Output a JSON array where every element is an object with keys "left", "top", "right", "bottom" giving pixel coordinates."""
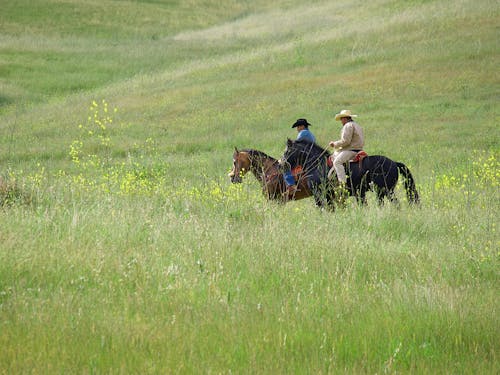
[{"left": 230, "top": 149, "right": 281, "bottom": 185}]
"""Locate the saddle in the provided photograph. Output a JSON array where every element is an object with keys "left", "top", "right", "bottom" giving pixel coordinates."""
[
  {"left": 327, "top": 151, "right": 368, "bottom": 169},
  {"left": 265, "top": 166, "right": 304, "bottom": 184},
  {"left": 292, "top": 166, "right": 303, "bottom": 182},
  {"left": 351, "top": 151, "right": 368, "bottom": 165}
]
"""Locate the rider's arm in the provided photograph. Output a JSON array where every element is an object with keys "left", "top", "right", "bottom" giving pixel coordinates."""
[{"left": 332, "top": 123, "right": 353, "bottom": 148}]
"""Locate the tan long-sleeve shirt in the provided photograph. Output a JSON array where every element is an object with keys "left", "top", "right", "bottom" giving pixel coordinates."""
[{"left": 332, "top": 121, "right": 364, "bottom": 150}]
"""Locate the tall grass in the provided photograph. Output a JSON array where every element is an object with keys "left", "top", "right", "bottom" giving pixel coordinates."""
[
  {"left": 0, "top": 160, "right": 497, "bottom": 372},
  {"left": 0, "top": 0, "right": 498, "bottom": 373}
]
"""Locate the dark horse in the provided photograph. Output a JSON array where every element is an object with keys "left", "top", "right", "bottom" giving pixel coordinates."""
[
  {"left": 281, "top": 139, "right": 420, "bottom": 206},
  {"left": 228, "top": 147, "right": 314, "bottom": 202}
]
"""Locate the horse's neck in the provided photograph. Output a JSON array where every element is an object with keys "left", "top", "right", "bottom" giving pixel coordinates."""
[
  {"left": 250, "top": 157, "right": 278, "bottom": 184},
  {"left": 294, "top": 145, "right": 325, "bottom": 167}
]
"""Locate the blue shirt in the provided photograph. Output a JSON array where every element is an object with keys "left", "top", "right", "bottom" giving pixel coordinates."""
[
  {"left": 284, "top": 128, "right": 316, "bottom": 186},
  {"left": 297, "top": 129, "right": 316, "bottom": 143}
]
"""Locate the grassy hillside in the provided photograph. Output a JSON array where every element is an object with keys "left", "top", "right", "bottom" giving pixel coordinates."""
[
  {"left": 0, "top": 0, "right": 498, "bottom": 373},
  {"left": 0, "top": 0, "right": 307, "bottom": 106}
]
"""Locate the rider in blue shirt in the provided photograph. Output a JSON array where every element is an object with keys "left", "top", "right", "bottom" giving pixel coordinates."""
[{"left": 284, "top": 118, "right": 316, "bottom": 195}]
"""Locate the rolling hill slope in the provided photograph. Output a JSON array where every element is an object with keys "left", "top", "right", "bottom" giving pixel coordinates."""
[{"left": 0, "top": 0, "right": 497, "bottom": 173}]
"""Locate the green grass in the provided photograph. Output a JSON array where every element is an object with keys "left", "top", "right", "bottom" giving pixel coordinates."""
[{"left": 0, "top": 0, "right": 499, "bottom": 373}]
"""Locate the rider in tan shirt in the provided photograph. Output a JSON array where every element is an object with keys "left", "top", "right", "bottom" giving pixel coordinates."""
[{"left": 328, "top": 109, "right": 365, "bottom": 185}]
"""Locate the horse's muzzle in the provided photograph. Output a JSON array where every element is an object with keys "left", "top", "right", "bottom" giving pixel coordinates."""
[{"left": 228, "top": 172, "right": 242, "bottom": 183}]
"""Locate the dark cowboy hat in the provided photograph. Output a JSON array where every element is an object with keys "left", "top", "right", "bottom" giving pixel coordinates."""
[{"left": 291, "top": 118, "right": 311, "bottom": 128}]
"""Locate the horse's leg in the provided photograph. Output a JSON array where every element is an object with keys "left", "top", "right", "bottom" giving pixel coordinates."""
[
  {"left": 325, "top": 181, "right": 337, "bottom": 211},
  {"left": 308, "top": 172, "right": 328, "bottom": 208},
  {"left": 358, "top": 187, "right": 368, "bottom": 205},
  {"left": 388, "top": 189, "right": 400, "bottom": 208},
  {"left": 314, "top": 193, "right": 324, "bottom": 208},
  {"left": 310, "top": 182, "right": 325, "bottom": 208},
  {"left": 350, "top": 169, "right": 368, "bottom": 206},
  {"left": 372, "top": 169, "right": 393, "bottom": 205},
  {"left": 265, "top": 180, "right": 286, "bottom": 202},
  {"left": 375, "top": 186, "right": 388, "bottom": 205},
  {"left": 383, "top": 173, "right": 401, "bottom": 208},
  {"left": 376, "top": 165, "right": 400, "bottom": 207},
  {"left": 348, "top": 180, "right": 365, "bottom": 205}
]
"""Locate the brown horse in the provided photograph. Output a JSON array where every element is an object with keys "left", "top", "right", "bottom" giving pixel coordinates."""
[{"left": 228, "top": 147, "right": 311, "bottom": 202}]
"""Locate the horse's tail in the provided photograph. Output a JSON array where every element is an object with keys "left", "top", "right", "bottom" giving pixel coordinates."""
[{"left": 396, "top": 162, "right": 420, "bottom": 205}]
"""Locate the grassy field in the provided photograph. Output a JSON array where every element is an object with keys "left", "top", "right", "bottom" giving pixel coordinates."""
[{"left": 0, "top": 0, "right": 498, "bottom": 373}]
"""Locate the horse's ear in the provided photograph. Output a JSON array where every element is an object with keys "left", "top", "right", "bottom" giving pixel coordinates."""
[
  {"left": 234, "top": 146, "right": 239, "bottom": 153},
  {"left": 286, "top": 138, "right": 293, "bottom": 146}
]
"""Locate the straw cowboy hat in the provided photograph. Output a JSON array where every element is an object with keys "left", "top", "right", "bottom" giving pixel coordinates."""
[{"left": 335, "top": 109, "right": 358, "bottom": 121}]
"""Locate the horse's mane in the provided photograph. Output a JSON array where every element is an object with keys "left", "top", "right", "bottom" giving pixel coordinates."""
[
  {"left": 292, "top": 139, "right": 330, "bottom": 158},
  {"left": 242, "top": 149, "right": 278, "bottom": 162}
]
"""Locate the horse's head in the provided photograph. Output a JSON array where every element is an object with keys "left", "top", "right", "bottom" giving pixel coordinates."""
[
  {"left": 228, "top": 147, "right": 251, "bottom": 183},
  {"left": 279, "top": 138, "right": 301, "bottom": 169},
  {"left": 280, "top": 138, "right": 330, "bottom": 170}
]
